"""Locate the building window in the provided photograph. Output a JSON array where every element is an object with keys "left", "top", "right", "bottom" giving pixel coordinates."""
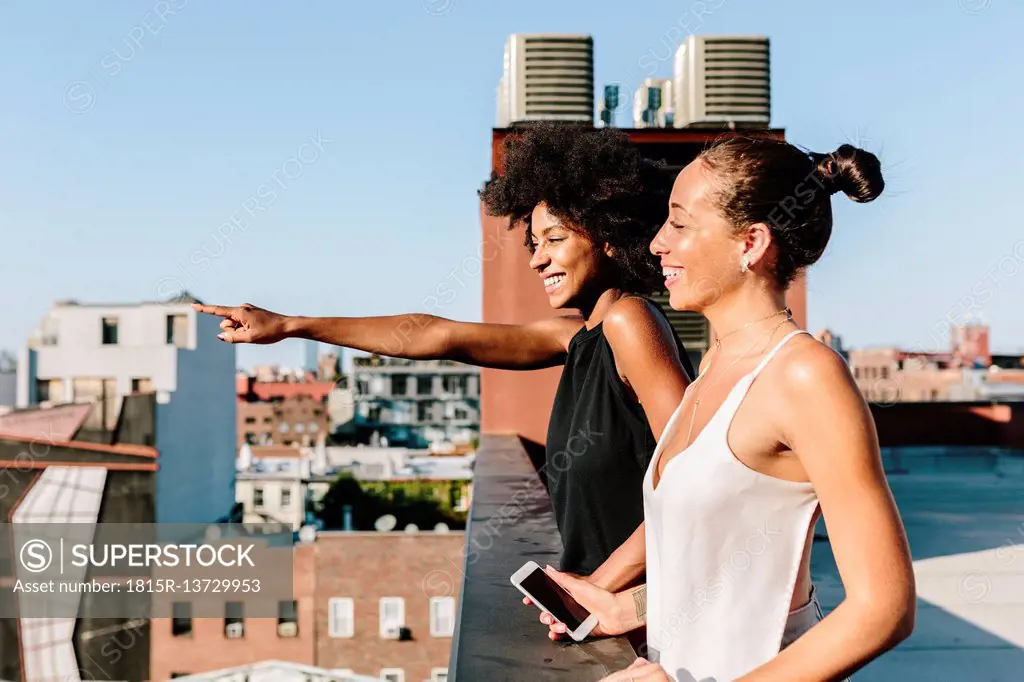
[
  {"left": 430, "top": 597, "right": 455, "bottom": 637},
  {"left": 379, "top": 597, "right": 405, "bottom": 639},
  {"left": 171, "top": 602, "right": 192, "bottom": 636},
  {"left": 392, "top": 374, "right": 408, "bottom": 396},
  {"left": 295, "top": 423, "right": 305, "bottom": 433},
  {"left": 431, "top": 669, "right": 449, "bottom": 682},
  {"left": 417, "top": 376, "right": 432, "bottom": 395},
  {"left": 166, "top": 314, "right": 188, "bottom": 347},
  {"left": 264, "top": 417, "right": 273, "bottom": 424},
  {"left": 328, "top": 597, "right": 354, "bottom": 638},
  {"left": 380, "top": 669, "right": 404, "bottom": 682},
  {"left": 224, "top": 602, "right": 244, "bottom": 638},
  {"left": 443, "top": 375, "right": 460, "bottom": 393},
  {"left": 253, "top": 487, "right": 264, "bottom": 509},
  {"left": 279, "top": 423, "right": 290, "bottom": 433},
  {"left": 277, "top": 600, "right": 298, "bottom": 637},
  {"left": 36, "top": 379, "right": 65, "bottom": 404},
  {"left": 880, "top": 365, "right": 889, "bottom": 379},
  {"left": 853, "top": 367, "right": 861, "bottom": 379},
  {"left": 131, "top": 377, "right": 153, "bottom": 393},
  {"left": 245, "top": 416, "right": 256, "bottom": 424},
  {"left": 931, "top": 389, "right": 940, "bottom": 400},
  {"left": 280, "top": 488, "right": 292, "bottom": 509},
  {"left": 170, "top": 674, "right": 191, "bottom": 679},
  {"left": 309, "top": 422, "right": 319, "bottom": 433},
  {"left": 101, "top": 317, "right": 119, "bottom": 345}
]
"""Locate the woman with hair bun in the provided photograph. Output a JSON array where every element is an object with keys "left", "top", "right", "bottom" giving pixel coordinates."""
[{"left": 539, "top": 137, "right": 916, "bottom": 682}]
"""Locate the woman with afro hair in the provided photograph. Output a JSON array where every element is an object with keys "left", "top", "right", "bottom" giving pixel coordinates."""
[{"left": 194, "top": 122, "right": 696, "bottom": 592}]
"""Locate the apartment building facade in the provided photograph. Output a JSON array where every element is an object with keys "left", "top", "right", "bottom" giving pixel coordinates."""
[
  {"left": 351, "top": 357, "right": 479, "bottom": 448},
  {"left": 15, "top": 294, "right": 236, "bottom": 523},
  {"left": 149, "top": 531, "right": 463, "bottom": 682}
]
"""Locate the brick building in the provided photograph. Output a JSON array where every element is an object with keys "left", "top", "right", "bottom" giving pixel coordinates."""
[
  {"left": 237, "top": 376, "right": 334, "bottom": 447},
  {"left": 149, "top": 531, "right": 463, "bottom": 682}
]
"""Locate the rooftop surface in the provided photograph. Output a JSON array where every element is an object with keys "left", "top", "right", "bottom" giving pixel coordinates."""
[{"left": 814, "top": 459, "right": 1024, "bottom": 680}]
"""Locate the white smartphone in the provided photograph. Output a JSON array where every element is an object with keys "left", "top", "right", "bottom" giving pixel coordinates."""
[{"left": 510, "top": 560, "right": 598, "bottom": 641}]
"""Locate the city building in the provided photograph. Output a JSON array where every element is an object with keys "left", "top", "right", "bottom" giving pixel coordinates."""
[
  {"left": 0, "top": 351, "right": 15, "bottom": 409},
  {"left": 849, "top": 347, "right": 963, "bottom": 402},
  {"left": 847, "top": 324, "right": 1024, "bottom": 403},
  {"left": 235, "top": 443, "right": 474, "bottom": 530},
  {"left": 236, "top": 375, "right": 335, "bottom": 447},
  {"left": 672, "top": 35, "right": 771, "bottom": 129},
  {"left": 319, "top": 350, "right": 342, "bottom": 381},
  {"left": 496, "top": 34, "right": 594, "bottom": 127},
  {"left": 350, "top": 356, "right": 479, "bottom": 448},
  {"left": 0, "top": 395, "right": 158, "bottom": 682},
  {"left": 149, "top": 530, "right": 463, "bottom": 682},
  {"left": 952, "top": 321, "right": 991, "bottom": 367},
  {"left": 632, "top": 78, "right": 674, "bottom": 128},
  {"left": 14, "top": 293, "right": 236, "bottom": 523}
]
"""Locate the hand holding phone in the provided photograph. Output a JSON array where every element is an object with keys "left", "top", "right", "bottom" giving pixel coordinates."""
[{"left": 510, "top": 560, "right": 598, "bottom": 641}]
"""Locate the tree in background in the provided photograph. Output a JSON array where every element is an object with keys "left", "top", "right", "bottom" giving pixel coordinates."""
[{"left": 315, "top": 473, "right": 467, "bottom": 531}]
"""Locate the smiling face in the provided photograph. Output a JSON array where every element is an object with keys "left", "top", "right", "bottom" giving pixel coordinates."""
[
  {"left": 650, "top": 160, "right": 750, "bottom": 312},
  {"left": 528, "top": 203, "right": 611, "bottom": 310}
]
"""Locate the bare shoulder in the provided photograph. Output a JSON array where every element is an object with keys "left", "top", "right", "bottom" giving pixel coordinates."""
[
  {"left": 767, "top": 332, "right": 859, "bottom": 406},
  {"left": 602, "top": 296, "right": 674, "bottom": 350}
]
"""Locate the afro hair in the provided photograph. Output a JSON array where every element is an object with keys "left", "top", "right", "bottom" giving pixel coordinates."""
[{"left": 479, "top": 122, "right": 671, "bottom": 294}]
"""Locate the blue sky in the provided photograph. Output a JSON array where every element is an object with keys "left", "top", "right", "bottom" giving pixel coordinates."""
[{"left": 1, "top": 0, "right": 1021, "bottom": 369}]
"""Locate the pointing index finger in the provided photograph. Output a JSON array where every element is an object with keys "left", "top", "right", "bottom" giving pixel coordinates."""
[{"left": 192, "top": 303, "right": 232, "bottom": 317}]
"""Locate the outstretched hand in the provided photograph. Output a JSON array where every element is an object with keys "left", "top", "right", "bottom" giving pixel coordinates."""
[{"left": 192, "top": 303, "right": 291, "bottom": 345}]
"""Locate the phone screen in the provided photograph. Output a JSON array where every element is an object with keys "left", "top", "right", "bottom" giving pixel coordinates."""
[{"left": 520, "top": 567, "right": 591, "bottom": 630}]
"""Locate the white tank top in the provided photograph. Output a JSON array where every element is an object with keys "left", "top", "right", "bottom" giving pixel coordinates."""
[{"left": 643, "top": 329, "right": 820, "bottom": 681}]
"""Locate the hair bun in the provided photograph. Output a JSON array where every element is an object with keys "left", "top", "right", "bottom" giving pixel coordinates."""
[{"left": 814, "top": 144, "right": 884, "bottom": 203}]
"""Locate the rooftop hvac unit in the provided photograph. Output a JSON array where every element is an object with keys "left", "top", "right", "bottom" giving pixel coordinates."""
[
  {"left": 499, "top": 34, "right": 594, "bottom": 125},
  {"left": 673, "top": 35, "right": 770, "bottom": 128}
]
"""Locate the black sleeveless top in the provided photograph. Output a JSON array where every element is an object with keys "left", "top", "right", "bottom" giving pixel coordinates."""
[{"left": 545, "top": 299, "right": 695, "bottom": 576}]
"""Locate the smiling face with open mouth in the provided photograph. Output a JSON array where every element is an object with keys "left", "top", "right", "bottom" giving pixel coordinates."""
[
  {"left": 650, "top": 159, "right": 750, "bottom": 313},
  {"left": 528, "top": 203, "right": 610, "bottom": 310}
]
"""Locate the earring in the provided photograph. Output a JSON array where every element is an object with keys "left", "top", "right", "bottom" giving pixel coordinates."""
[{"left": 740, "top": 256, "right": 749, "bottom": 273}]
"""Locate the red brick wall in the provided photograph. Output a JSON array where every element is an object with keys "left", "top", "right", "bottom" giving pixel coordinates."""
[
  {"left": 149, "top": 544, "right": 317, "bottom": 680},
  {"left": 313, "top": 532, "right": 465, "bottom": 682},
  {"left": 479, "top": 203, "right": 565, "bottom": 445}
]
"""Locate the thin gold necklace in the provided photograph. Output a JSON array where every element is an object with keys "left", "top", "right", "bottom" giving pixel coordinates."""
[
  {"left": 682, "top": 312, "right": 794, "bottom": 449},
  {"left": 712, "top": 306, "right": 792, "bottom": 350}
]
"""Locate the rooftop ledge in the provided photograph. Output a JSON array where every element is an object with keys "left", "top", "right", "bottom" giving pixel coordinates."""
[{"left": 448, "top": 434, "right": 637, "bottom": 681}]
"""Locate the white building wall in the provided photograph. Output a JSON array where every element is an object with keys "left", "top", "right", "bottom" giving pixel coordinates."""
[{"left": 17, "top": 301, "right": 236, "bottom": 523}]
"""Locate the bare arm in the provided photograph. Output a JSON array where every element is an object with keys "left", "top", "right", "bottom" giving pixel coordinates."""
[
  {"left": 192, "top": 303, "right": 581, "bottom": 370},
  {"left": 587, "top": 297, "right": 693, "bottom": 590},
  {"left": 737, "top": 342, "right": 915, "bottom": 681}
]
